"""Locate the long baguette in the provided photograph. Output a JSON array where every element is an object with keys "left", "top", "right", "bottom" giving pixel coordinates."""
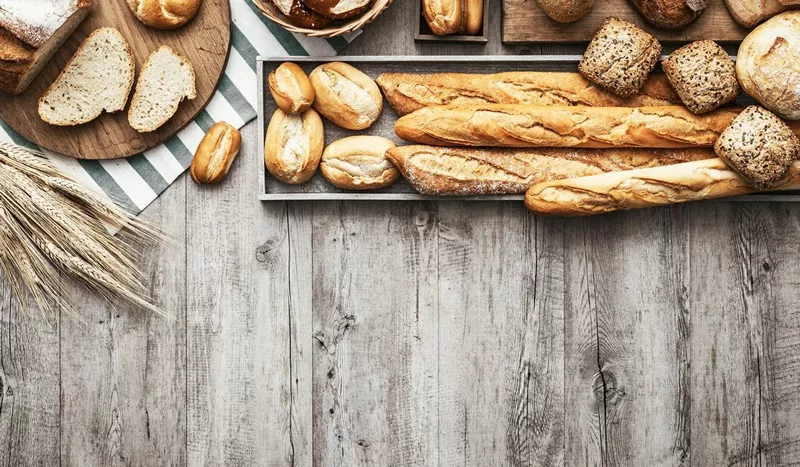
[
  {"left": 386, "top": 146, "right": 714, "bottom": 196},
  {"left": 525, "top": 158, "right": 800, "bottom": 216},
  {"left": 376, "top": 72, "right": 680, "bottom": 116},
  {"left": 395, "top": 105, "right": 741, "bottom": 148}
]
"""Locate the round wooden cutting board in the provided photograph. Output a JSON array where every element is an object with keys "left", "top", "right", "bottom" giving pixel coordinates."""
[{"left": 0, "top": 0, "right": 231, "bottom": 160}]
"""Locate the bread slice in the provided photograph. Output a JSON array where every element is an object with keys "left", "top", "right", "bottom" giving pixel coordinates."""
[
  {"left": 128, "top": 46, "right": 196, "bottom": 133},
  {"left": 38, "top": 27, "right": 135, "bottom": 126}
]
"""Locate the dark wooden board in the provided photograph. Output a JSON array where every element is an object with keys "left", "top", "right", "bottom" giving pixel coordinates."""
[
  {"left": 502, "top": 0, "right": 749, "bottom": 43},
  {"left": 0, "top": 0, "right": 231, "bottom": 160}
]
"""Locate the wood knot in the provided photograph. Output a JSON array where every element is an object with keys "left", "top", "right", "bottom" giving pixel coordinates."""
[
  {"left": 592, "top": 370, "right": 625, "bottom": 404},
  {"left": 255, "top": 238, "right": 282, "bottom": 264}
]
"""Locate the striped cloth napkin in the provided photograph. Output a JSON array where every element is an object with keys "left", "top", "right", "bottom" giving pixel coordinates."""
[{"left": 0, "top": 0, "right": 358, "bottom": 214}]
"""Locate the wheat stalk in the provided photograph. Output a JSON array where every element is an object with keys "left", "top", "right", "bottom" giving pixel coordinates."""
[{"left": 0, "top": 141, "right": 166, "bottom": 319}]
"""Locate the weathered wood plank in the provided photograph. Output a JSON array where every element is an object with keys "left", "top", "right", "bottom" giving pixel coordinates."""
[
  {"left": 564, "top": 207, "right": 690, "bottom": 466},
  {"left": 311, "top": 201, "right": 439, "bottom": 466},
  {"left": 436, "top": 203, "right": 564, "bottom": 466},
  {"left": 186, "top": 124, "right": 302, "bottom": 466},
  {"left": 60, "top": 178, "right": 187, "bottom": 467},
  {"left": 0, "top": 289, "right": 60, "bottom": 466}
]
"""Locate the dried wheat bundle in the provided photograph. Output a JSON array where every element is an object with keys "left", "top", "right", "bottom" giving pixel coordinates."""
[{"left": 0, "top": 141, "right": 165, "bottom": 319}]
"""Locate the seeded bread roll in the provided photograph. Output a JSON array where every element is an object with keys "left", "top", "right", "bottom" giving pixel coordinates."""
[
  {"left": 662, "top": 40, "right": 739, "bottom": 114},
  {"left": 310, "top": 62, "right": 382, "bottom": 130},
  {"left": 386, "top": 145, "right": 714, "bottom": 196},
  {"left": 535, "top": 0, "right": 594, "bottom": 23},
  {"left": 320, "top": 136, "right": 399, "bottom": 190},
  {"left": 264, "top": 108, "right": 325, "bottom": 184},
  {"left": 714, "top": 106, "right": 800, "bottom": 188},
  {"left": 579, "top": 17, "right": 662, "bottom": 98},
  {"left": 269, "top": 62, "right": 315, "bottom": 114},
  {"left": 375, "top": 72, "right": 680, "bottom": 116}
]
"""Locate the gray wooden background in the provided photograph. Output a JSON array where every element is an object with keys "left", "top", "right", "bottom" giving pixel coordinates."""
[{"left": 2, "top": 1, "right": 800, "bottom": 465}]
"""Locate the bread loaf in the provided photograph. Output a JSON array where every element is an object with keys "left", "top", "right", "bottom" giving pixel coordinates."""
[
  {"left": 386, "top": 145, "right": 714, "bottom": 196},
  {"left": 525, "top": 158, "right": 800, "bottom": 216},
  {"left": 535, "top": 0, "right": 593, "bottom": 23},
  {"left": 630, "top": 0, "right": 707, "bottom": 29},
  {"left": 375, "top": 72, "right": 680, "bottom": 116},
  {"left": 269, "top": 62, "right": 315, "bottom": 114},
  {"left": 126, "top": 0, "right": 201, "bottom": 29},
  {"left": 0, "top": 0, "right": 91, "bottom": 95},
  {"left": 264, "top": 108, "right": 325, "bottom": 184},
  {"left": 270, "top": 0, "right": 333, "bottom": 29},
  {"left": 310, "top": 62, "right": 382, "bottom": 130},
  {"left": 394, "top": 105, "right": 740, "bottom": 148},
  {"left": 724, "top": 0, "right": 792, "bottom": 28},
  {"left": 321, "top": 136, "right": 399, "bottom": 190},
  {"left": 190, "top": 122, "right": 241, "bottom": 184},
  {"left": 423, "top": 0, "right": 463, "bottom": 35}
]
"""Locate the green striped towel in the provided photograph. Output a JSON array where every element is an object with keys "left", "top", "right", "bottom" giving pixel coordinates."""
[{"left": 0, "top": 0, "right": 358, "bottom": 214}]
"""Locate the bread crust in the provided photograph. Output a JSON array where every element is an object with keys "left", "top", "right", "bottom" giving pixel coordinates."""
[
  {"left": 387, "top": 145, "right": 714, "bottom": 196},
  {"left": 264, "top": 108, "right": 325, "bottom": 184},
  {"left": 303, "top": 0, "right": 370, "bottom": 19},
  {"left": 525, "top": 158, "right": 800, "bottom": 216},
  {"left": 376, "top": 72, "right": 680, "bottom": 116},
  {"left": 269, "top": 62, "right": 315, "bottom": 114},
  {"left": 190, "top": 122, "right": 241, "bottom": 184},
  {"left": 126, "top": 0, "right": 202, "bottom": 30},
  {"left": 320, "top": 136, "right": 399, "bottom": 190},
  {"left": 662, "top": 40, "right": 739, "bottom": 114},
  {"left": 423, "top": 0, "right": 464, "bottom": 35},
  {"left": 630, "top": 0, "right": 707, "bottom": 29},
  {"left": 0, "top": 0, "right": 91, "bottom": 48},
  {"left": 394, "top": 105, "right": 739, "bottom": 148},
  {"left": 535, "top": 0, "right": 593, "bottom": 23},
  {"left": 310, "top": 62, "right": 383, "bottom": 130}
]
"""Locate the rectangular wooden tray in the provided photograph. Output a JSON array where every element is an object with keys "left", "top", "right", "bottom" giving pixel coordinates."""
[
  {"left": 257, "top": 55, "right": 800, "bottom": 202},
  {"left": 415, "top": 0, "right": 489, "bottom": 43},
  {"left": 502, "top": 0, "right": 749, "bottom": 44}
]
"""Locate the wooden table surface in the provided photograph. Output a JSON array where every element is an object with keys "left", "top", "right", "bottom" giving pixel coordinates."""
[{"left": 3, "top": 1, "right": 800, "bottom": 465}]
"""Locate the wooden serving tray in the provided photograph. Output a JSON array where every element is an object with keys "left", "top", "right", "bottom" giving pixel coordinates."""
[
  {"left": 502, "top": 0, "right": 749, "bottom": 44},
  {"left": 0, "top": 0, "right": 231, "bottom": 160},
  {"left": 257, "top": 55, "right": 799, "bottom": 202}
]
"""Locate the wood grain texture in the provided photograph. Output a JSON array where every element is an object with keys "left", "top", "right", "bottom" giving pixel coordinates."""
[
  {"left": 503, "top": 0, "right": 749, "bottom": 43},
  {"left": 0, "top": 0, "right": 231, "bottom": 159}
]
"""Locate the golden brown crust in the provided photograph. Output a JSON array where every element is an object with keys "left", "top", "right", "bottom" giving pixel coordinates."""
[
  {"left": 387, "top": 145, "right": 714, "bottom": 196},
  {"left": 190, "top": 122, "right": 241, "bottom": 184},
  {"left": 535, "top": 0, "right": 593, "bottom": 23},
  {"left": 269, "top": 62, "right": 315, "bottom": 114},
  {"left": 127, "top": 0, "right": 201, "bottom": 30},
  {"left": 525, "top": 158, "right": 800, "bottom": 216},
  {"left": 394, "top": 105, "right": 740, "bottom": 148},
  {"left": 320, "top": 136, "right": 399, "bottom": 190},
  {"left": 264, "top": 108, "right": 325, "bottom": 184},
  {"left": 376, "top": 72, "right": 680, "bottom": 116},
  {"left": 464, "top": 0, "right": 484, "bottom": 34},
  {"left": 630, "top": 0, "right": 707, "bottom": 29},
  {"left": 423, "top": 0, "right": 464, "bottom": 35},
  {"left": 310, "top": 62, "right": 382, "bottom": 130}
]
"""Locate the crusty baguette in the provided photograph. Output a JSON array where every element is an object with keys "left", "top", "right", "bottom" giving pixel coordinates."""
[
  {"left": 386, "top": 145, "right": 714, "bottom": 196},
  {"left": 525, "top": 158, "right": 800, "bottom": 216},
  {"left": 394, "top": 105, "right": 740, "bottom": 148},
  {"left": 376, "top": 72, "right": 679, "bottom": 116}
]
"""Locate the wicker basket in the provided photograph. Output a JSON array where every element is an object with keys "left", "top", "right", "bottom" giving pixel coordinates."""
[{"left": 253, "top": 0, "right": 393, "bottom": 38}]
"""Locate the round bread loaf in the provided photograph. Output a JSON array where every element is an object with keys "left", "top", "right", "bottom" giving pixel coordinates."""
[
  {"left": 737, "top": 11, "right": 800, "bottom": 120},
  {"left": 320, "top": 136, "right": 398, "bottom": 190},
  {"left": 629, "top": 0, "right": 707, "bottom": 29},
  {"left": 714, "top": 106, "right": 800, "bottom": 188},
  {"left": 126, "top": 0, "right": 201, "bottom": 29},
  {"left": 535, "top": 0, "right": 593, "bottom": 23}
]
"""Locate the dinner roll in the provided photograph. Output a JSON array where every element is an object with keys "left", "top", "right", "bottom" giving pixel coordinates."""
[
  {"left": 310, "top": 62, "right": 383, "bottom": 130},
  {"left": 265, "top": 108, "right": 325, "bottom": 184},
  {"left": 126, "top": 0, "right": 201, "bottom": 29}
]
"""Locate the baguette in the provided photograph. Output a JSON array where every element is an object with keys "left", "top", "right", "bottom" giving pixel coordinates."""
[
  {"left": 394, "top": 105, "right": 740, "bottom": 148},
  {"left": 524, "top": 158, "right": 800, "bottom": 216},
  {"left": 376, "top": 72, "right": 679, "bottom": 116},
  {"left": 387, "top": 146, "right": 714, "bottom": 196}
]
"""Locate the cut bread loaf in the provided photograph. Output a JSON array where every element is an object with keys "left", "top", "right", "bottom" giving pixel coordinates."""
[
  {"left": 128, "top": 46, "right": 196, "bottom": 133},
  {"left": 38, "top": 27, "right": 135, "bottom": 126}
]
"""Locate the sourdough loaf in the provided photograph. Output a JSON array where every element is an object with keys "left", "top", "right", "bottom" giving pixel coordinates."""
[{"left": 0, "top": 0, "right": 91, "bottom": 95}]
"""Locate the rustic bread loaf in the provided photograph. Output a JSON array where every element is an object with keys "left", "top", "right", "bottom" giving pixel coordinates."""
[
  {"left": 662, "top": 40, "right": 739, "bottom": 114},
  {"left": 320, "top": 136, "right": 399, "bottom": 190},
  {"left": 724, "top": 0, "right": 792, "bottom": 28},
  {"left": 535, "top": 0, "right": 594, "bottom": 23},
  {"left": 394, "top": 105, "right": 739, "bottom": 148},
  {"left": 271, "top": 0, "right": 333, "bottom": 28},
  {"left": 190, "top": 122, "right": 241, "bottom": 184},
  {"left": 423, "top": 0, "right": 462, "bottom": 35},
  {"left": 38, "top": 28, "right": 134, "bottom": 126},
  {"left": 386, "top": 145, "right": 714, "bottom": 196},
  {"left": 0, "top": 0, "right": 91, "bottom": 95},
  {"left": 128, "top": 46, "right": 196, "bottom": 133},
  {"left": 269, "top": 62, "right": 315, "bottom": 114},
  {"left": 579, "top": 17, "right": 662, "bottom": 98},
  {"left": 303, "top": 0, "right": 370, "bottom": 19},
  {"left": 525, "top": 158, "right": 800, "bottom": 216},
  {"left": 714, "top": 106, "right": 800, "bottom": 188},
  {"left": 630, "top": 0, "right": 707, "bottom": 29},
  {"left": 265, "top": 108, "right": 325, "bottom": 184},
  {"left": 736, "top": 11, "right": 800, "bottom": 120},
  {"left": 126, "top": 0, "right": 201, "bottom": 29},
  {"left": 375, "top": 72, "right": 680, "bottom": 116},
  {"left": 310, "top": 62, "right": 382, "bottom": 130}
]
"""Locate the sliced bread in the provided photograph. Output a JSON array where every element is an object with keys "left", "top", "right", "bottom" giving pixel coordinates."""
[
  {"left": 128, "top": 46, "right": 196, "bottom": 133},
  {"left": 38, "top": 27, "right": 135, "bottom": 126}
]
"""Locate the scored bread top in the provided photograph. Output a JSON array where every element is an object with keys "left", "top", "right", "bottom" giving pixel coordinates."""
[{"left": 38, "top": 27, "right": 135, "bottom": 127}]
